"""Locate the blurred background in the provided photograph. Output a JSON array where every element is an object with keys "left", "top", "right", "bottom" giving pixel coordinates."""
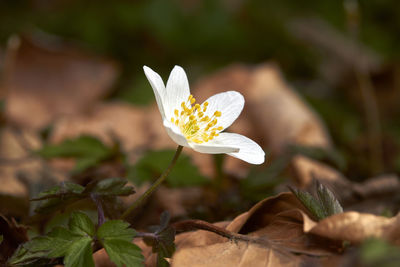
[{"left": 1, "top": 0, "right": 400, "bottom": 218}]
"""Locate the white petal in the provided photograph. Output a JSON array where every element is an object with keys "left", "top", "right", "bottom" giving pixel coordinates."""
[
  {"left": 143, "top": 66, "right": 167, "bottom": 119},
  {"left": 202, "top": 91, "right": 244, "bottom": 130},
  {"left": 212, "top": 133, "right": 265, "bottom": 164},
  {"left": 165, "top": 66, "right": 191, "bottom": 119},
  {"left": 163, "top": 120, "right": 189, "bottom": 147},
  {"left": 189, "top": 139, "right": 240, "bottom": 154}
]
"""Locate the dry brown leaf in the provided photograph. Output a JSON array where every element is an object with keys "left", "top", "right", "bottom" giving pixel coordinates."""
[
  {"left": 0, "top": 215, "right": 28, "bottom": 264},
  {"left": 170, "top": 193, "right": 338, "bottom": 267},
  {"left": 171, "top": 192, "right": 400, "bottom": 266},
  {"left": 3, "top": 35, "right": 118, "bottom": 129},
  {"left": 172, "top": 241, "right": 300, "bottom": 267},
  {"left": 304, "top": 211, "right": 400, "bottom": 245}
]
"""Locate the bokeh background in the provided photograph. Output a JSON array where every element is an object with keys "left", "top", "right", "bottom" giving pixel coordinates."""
[{"left": 1, "top": 0, "right": 400, "bottom": 201}]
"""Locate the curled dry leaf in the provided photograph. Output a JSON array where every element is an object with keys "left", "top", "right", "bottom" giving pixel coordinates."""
[
  {"left": 3, "top": 35, "right": 118, "bottom": 129},
  {"left": 171, "top": 192, "right": 339, "bottom": 267},
  {"left": 171, "top": 192, "right": 400, "bottom": 266}
]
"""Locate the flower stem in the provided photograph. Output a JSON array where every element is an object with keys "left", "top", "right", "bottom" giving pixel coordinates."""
[{"left": 120, "top": 145, "right": 183, "bottom": 220}]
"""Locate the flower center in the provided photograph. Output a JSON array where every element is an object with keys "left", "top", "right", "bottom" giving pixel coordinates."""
[{"left": 170, "top": 95, "right": 223, "bottom": 144}]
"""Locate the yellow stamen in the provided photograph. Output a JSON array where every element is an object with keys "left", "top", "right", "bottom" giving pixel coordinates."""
[{"left": 170, "top": 97, "right": 222, "bottom": 144}]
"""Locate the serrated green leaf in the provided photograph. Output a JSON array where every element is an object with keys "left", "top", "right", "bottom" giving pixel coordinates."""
[
  {"left": 128, "top": 150, "right": 209, "bottom": 187},
  {"left": 97, "top": 220, "right": 143, "bottom": 267},
  {"left": 33, "top": 178, "right": 133, "bottom": 216},
  {"left": 32, "top": 182, "right": 85, "bottom": 201},
  {"left": 85, "top": 177, "right": 135, "bottom": 197},
  {"left": 8, "top": 227, "right": 80, "bottom": 265},
  {"left": 102, "top": 239, "right": 143, "bottom": 267},
  {"left": 68, "top": 212, "right": 95, "bottom": 237},
  {"left": 290, "top": 188, "right": 326, "bottom": 220},
  {"left": 33, "top": 182, "right": 85, "bottom": 214},
  {"left": 97, "top": 220, "right": 136, "bottom": 242},
  {"left": 316, "top": 182, "right": 343, "bottom": 217},
  {"left": 8, "top": 237, "right": 51, "bottom": 265},
  {"left": 64, "top": 237, "right": 94, "bottom": 267},
  {"left": 46, "top": 227, "right": 81, "bottom": 258}
]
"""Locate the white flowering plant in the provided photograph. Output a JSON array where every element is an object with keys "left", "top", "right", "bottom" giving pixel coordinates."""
[
  {"left": 144, "top": 65, "right": 265, "bottom": 165},
  {"left": 8, "top": 65, "right": 266, "bottom": 267}
]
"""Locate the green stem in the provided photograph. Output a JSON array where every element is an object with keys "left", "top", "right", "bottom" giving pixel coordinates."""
[{"left": 120, "top": 145, "right": 183, "bottom": 220}]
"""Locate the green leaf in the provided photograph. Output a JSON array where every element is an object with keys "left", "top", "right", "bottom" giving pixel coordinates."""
[
  {"left": 128, "top": 150, "right": 209, "bottom": 187},
  {"left": 36, "top": 135, "right": 115, "bottom": 173},
  {"left": 290, "top": 187, "right": 327, "bottom": 220},
  {"left": 143, "top": 211, "right": 175, "bottom": 267},
  {"left": 32, "top": 182, "right": 84, "bottom": 214},
  {"left": 98, "top": 220, "right": 143, "bottom": 267},
  {"left": 68, "top": 212, "right": 95, "bottom": 237},
  {"left": 8, "top": 212, "right": 96, "bottom": 266},
  {"left": 46, "top": 227, "right": 81, "bottom": 258},
  {"left": 33, "top": 178, "right": 134, "bottom": 215},
  {"left": 64, "top": 237, "right": 94, "bottom": 267},
  {"left": 102, "top": 239, "right": 143, "bottom": 267},
  {"left": 32, "top": 182, "right": 85, "bottom": 201},
  {"left": 97, "top": 220, "right": 136, "bottom": 242},
  {"left": 0, "top": 235, "right": 3, "bottom": 244},
  {"left": 85, "top": 177, "right": 135, "bottom": 197},
  {"left": 37, "top": 135, "right": 109, "bottom": 158},
  {"left": 290, "top": 182, "right": 343, "bottom": 221},
  {"left": 316, "top": 181, "right": 343, "bottom": 217},
  {"left": 8, "top": 237, "right": 52, "bottom": 265},
  {"left": 8, "top": 227, "right": 81, "bottom": 265},
  {"left": 360, "top": 238, "right": 400, "bottom": 266}
]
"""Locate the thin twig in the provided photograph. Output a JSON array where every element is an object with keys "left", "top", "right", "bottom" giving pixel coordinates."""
[{"left": 172, "top": 219, "right": 267, "bottom": 245}]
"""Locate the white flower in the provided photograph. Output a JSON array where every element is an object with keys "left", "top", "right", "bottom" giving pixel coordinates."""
[{"left": 143, "top": 65, "right": 265, "bottom": 164}]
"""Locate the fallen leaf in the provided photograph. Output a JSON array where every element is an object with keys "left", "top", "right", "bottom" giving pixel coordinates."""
[
  {"left": 172, "top": 241, "right": 300, "bottom": 267},
  {"left": 0, "top": 215, "right": 28, "bottom": 264},
  {"left": 304, "top": 211, "right": 400, "bottom": 245},
  {"left": 4, "top": 35, "right": 118, "bottom": 129},
  {"left": 170, "top": 191, "right": 400, "bottom": 266},
  {"left": 171, "top": 192, "right": 339, "bottom": 267}
]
